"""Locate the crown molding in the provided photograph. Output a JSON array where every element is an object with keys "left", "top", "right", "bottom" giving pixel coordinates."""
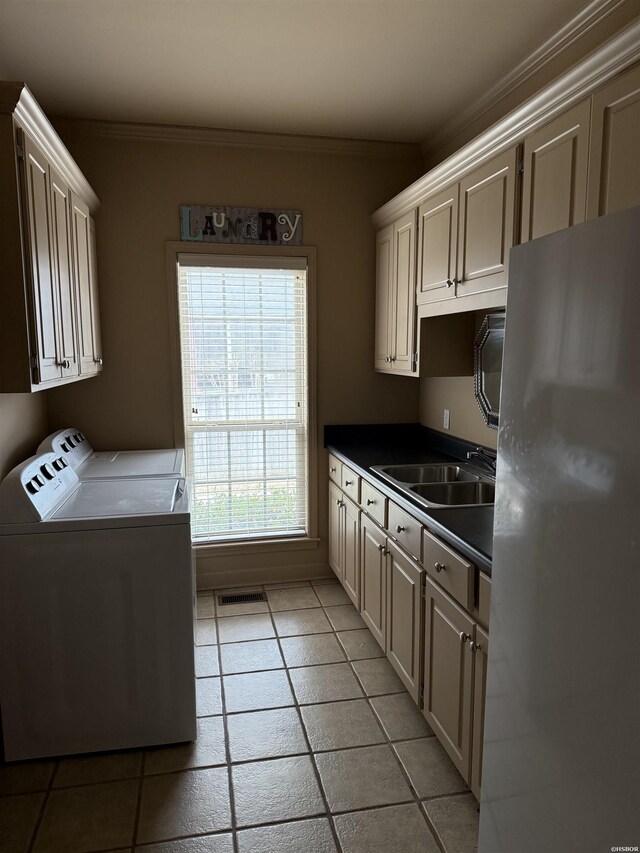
[
  {"left": 52, "top": 116, "right": 421, "bottom": 159},
  {"left": 420, "top": 0, "right": 629, "bottom": 162},
  {"left": 372, "top": 19, "right": 640, "bottom": 228},
  {"left": 0, "top": 82, "right": 100, "bottom": 210}
]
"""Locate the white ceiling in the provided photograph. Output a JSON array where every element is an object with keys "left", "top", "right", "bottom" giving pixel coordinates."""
[{"left": 0, "top": 0, "right": 591, "bottom": 143}]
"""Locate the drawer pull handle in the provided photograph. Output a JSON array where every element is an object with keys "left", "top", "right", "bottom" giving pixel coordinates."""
[
  {"left": 367, "top": 499, "right": 375, "bottom": 506},
  {"left": 396, "top": 525, "right": 405, "bottom": 533},
  {"left": 460, "top": 632, "right": 472, "bottom": 644},
  {"left": 434, "top": 561, "right": 446, "bottom": 573}
]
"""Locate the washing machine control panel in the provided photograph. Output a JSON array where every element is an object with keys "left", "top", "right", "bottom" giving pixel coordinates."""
[
  {"left": 37, "top": 429, "right": 92, "bottom": 469},
  {"left": 0, "top": 452, "right": 79, "bottom": 522}
]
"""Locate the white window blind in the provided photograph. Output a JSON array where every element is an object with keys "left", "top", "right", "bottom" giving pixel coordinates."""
[{"left": 177, "top": 257, "right": 308, "bottom": 542}]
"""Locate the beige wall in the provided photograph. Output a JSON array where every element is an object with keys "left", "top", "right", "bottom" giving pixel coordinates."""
[
  {"left": 0, "top": 393, "right": 48, "bottom": 480},
  {"left": 45, "top": 122, "right": 423, "bottom": 583}
]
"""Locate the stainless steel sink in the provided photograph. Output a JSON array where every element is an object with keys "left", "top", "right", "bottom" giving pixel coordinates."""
[
  {"left": 371, "top": 462, "right": 495, "bottom": 507},
  {"left": 375, "top": 464, "right": 480, "bottom": 485},
  {"left": 410, "top": 481, "right": 495, "bottom": 506}
]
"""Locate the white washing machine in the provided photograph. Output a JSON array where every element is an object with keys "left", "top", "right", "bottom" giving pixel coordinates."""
[
  {"left": 38, "top": 428, "right": 184, "bottom": 480},
  {"left": 0, "top": 451, "right": 196, "bottom": 761}
]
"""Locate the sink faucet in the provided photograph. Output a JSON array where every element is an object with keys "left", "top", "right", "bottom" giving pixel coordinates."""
[{"left": 466, "top": 447, "right": 497, "bottom": 474}]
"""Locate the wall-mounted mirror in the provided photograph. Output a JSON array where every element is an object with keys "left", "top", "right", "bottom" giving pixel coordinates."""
[{"left": 474, "top": 311, "right": 505, "bottom": 430}]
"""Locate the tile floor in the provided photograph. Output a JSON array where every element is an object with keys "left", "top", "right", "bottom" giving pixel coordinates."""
[{"left": 0, "top": 578, "right": 479, "bottom": 853}]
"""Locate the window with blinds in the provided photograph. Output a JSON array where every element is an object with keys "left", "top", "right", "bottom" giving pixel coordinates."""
[{"left": 177, "top": 256, "right": 308, "bottom": 542}]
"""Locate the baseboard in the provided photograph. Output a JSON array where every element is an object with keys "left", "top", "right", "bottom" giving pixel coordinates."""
[{"left": 196, "top": 560, "right": 334, "bottom": 591}]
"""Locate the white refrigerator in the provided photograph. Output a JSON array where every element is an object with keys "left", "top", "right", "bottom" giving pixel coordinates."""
[{"left": 479, "top": 206, "right": 640, "bottom": 852}]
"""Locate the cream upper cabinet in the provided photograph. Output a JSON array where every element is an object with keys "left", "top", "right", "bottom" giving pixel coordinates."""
[
  {"left": 521, "top": 100, "right": 591, "bottom": 242},
  {"left": 587, "top": 63, "right": 640, "bottom": 219},
  {"left": 375, "top": 210, "right": 417, "bottom": 375},
  {"left": 456, "top": 146, "right": 519, "bottom": 298},
  {"left": 0, "top": 82, "right": 100, "bottom": 392},
  {"left": 386, "top": 541, "right": 424, "bottom": 702},
  {"left": 71, "top": 194, "right": 103, "bottom": 376},
  {"left": 417, "top": 184, "right": 459, "bottom": 306}
]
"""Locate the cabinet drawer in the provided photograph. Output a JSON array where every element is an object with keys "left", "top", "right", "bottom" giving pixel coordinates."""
[
  {"left": 341, "top": 464, "right": 361, "bottom": 503},
  {"left": 328, "top": 454, "right": 342, "bottom": 485},
  {"left": 388, "top": 502, "right": 422, "bottom": 562},
  {"left": 423, "top": 530, "right": 473, "bottom": 611},
  {"left": 360, "top": 480, "right": 387, "bottom": 527}
]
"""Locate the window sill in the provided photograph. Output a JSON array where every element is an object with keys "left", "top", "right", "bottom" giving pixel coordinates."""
[{"left": 193, "top": 536, "right": 320, "bottom": 558}]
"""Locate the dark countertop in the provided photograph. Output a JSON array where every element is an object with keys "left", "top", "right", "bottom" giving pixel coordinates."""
[{"left": 324, "top": 423, "right": 494, "bottom": 575}]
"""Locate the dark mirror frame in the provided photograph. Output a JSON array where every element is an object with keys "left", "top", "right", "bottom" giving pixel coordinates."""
[{"left": 474, "top": 311, "right": 505, "bottom": 430}]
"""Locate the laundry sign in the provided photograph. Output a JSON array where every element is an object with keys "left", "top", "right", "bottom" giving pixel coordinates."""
[{"left": 180, "top": 205, "right": 303, "bottom": 245}]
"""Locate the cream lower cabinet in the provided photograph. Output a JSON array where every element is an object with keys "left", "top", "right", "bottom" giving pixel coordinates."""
[
  {"left": 386, "top": 540, "right": 424, "bottom": 702},
  {"left": 328, "top": 482, "right": 360, "bottom": 608},
  {"left": 359, "top": 515, "right": 387, "bottom": 648},
  {"left": 422, "top": 575, "right": 487, "bottom": 791}
]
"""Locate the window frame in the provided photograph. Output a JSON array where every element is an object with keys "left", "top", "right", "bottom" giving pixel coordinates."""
[{"left": 166, "top": 241, "right": 318, "bottom": 556}]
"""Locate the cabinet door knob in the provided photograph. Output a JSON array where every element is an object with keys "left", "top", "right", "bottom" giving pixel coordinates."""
[
  {"left": 384, "top": 356, "right": 391, "bottom": 363},
  {"left": 460, "top": 632, "right": 472, "bottom": 644},
  {"left": 329, "top": 466, "right": 336, "bottom": 473},
  {"left": 469, "top": 640, "right": 481, "bottom": 653},
  {"left": 378, "top": 543, "right": 385, "bottom": 552},
  {"left": 336, "top": 498, "right": 342, "bottom": 506},
  {"left": 446, "top": 278, "right": 454, "bottom": 288},
  {"left": 434, "top": 561, "right": 446, "bottom": 573},
  {"left": 94, "top": 357, "right": 103, "bottom": 365},
  {"left": 367, "top": 499, "right": 375, "bottom": 506},
  {"left": 396, "top": 525, "right": 405, "bottom": 533},
  {"left": 345, "top": 480, "right": 353, "bottom": 486}
]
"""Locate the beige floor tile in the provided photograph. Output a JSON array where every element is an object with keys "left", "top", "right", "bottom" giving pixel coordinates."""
[
  {"left": 289, "top": 662, "right": 364, "bottom": 704},
  {"left": 273, "top": 608, "right": 332, "bottom": 637},
  {"left": 423, "top": 793, "right": 480, "bottom": 853},
  {"left": 219, "top": 639, "right": 283, "bottom": 674},
  {"left": 337, "top": 629, "right": 385, "bottom": 661},
  {"left": 351, "top": 658, "right": 407, "bottom": 696},
  {"left": 280, "top": 634, "right": 346, "bottom": 667},
  {"left": 145, "top": 716, "right": 227, "bottom": 774},
  {"left": 137, "top": 767, "right": 231, "bottom": 844},
  {"left": 223, "top": 670, "right": 294, "bottom": 713},
  {"left": 54, "top": 750, "right": 141, "bottom": 788},
  {"left": 394, "top": 738, "right": 468, "bottom": 798},
  {"left": 334, "top": 803, "right": 439, "bottom": 853},
  {"left": 232, "top": 755, "right": 324, "bottom": 827},
  {"left": 310, "top": 577, "right": 340, "bottom": 586},
  {"left": 237, "top": 817, "right": 337, "bottom": 852},
  {"left": 324, "top": 604, "right": 366, "bottom": 631},
  {"left": 266, "top": 587, "right": 320, "bottom": 611},
  {"left": 315, "top": 744, "right": 413, "bottom": 813},
  {"left": 195, "top": 645, "right": 220, "bottom": 677},
  {"left": 195, "top": 618, "right": 218, "bottom": 646},
  {"left": 216, "top": 614, "right": 275, "bottom": 644},
  {"left": 214, "top": 592, "right": 269, "bottom": 617},
  {"left": 34, "top": 779, "right": 138, "bottom": 852},
  {"left": 301, "top": 698, "right": 385, "bottom": 751},
  {"left": 370, "top": 693, "right": 434, "bottom": 740},
  {"left": 137, "top": 833, "right": 234, "bottom": 852},
  {"left": 0, "top": 792, "right": 44, "bottom": 852},
  {"left": 314, "top": 585, "right": 351, "bottom": 607},
  {"left": 196, "top": 677, "right": 223, "bottom": 716},
  {"left": 196, "top": 594, "right": 215, "bottom": 619},
  {"left": 0, "top": 759, "right": 54, "bottom": 795},
  {"left": 227, "top": 707, "right": 308, "bottom": 762}
]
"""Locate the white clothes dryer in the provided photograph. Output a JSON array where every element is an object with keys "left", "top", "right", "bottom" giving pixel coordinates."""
[
  {"left": 38, "top": 428, "right": 184, "bottom": 480},
  {"left": 0, "top": 452, "right": 196, "bottom": 761}
]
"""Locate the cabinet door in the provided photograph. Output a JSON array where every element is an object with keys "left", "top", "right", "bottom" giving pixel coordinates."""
[
  {"left": 49, "top": 167, "right": 78, "bottom": 378},
  {"left": 521, "top": 100, "right": 591, "bottom": 242},
  {"left": 20, "top": 132, "right": 60, "bottom": 384},
  {"left": 386, "top": 542, "right": 423, "bottom": 703},
  {"left": 456, "top": 146, "right": 518, "bottom": 298},
  {"left": 328, "top": 482, "right": 343, "bottom": 581},
  {"left": 342, "top": 496, "right": 360, "bottom": 608},
  {"left": 374, "top": 224, "right": 393, "bottom": 370},
  {"left": 423, "top": 576, "right": 474, "bottom": 780},
  {"left": 417, "top": 184, "right": 458, "bottom": 305},
  {"left": 389, "top": 210, "right": 417, "bottom": 373},
  {"left": 71, "top": 193, "right": 101, "bottom": 375},
  {"left": 359, "top": 516, "right": 386, "bottom": 650},
  {"left": 587, "top": 64, "right": 640, "bottom": 218},
  {"left": 470, "top": 625, "right": 489, "bottom": 800},
  {"left": 88, "top": 217, "right": 102, "bottom": 367}
]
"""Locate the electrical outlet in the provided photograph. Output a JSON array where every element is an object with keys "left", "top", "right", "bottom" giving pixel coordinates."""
[{"left": 443, "top": 409, "right": 450, "bottom": 430}]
